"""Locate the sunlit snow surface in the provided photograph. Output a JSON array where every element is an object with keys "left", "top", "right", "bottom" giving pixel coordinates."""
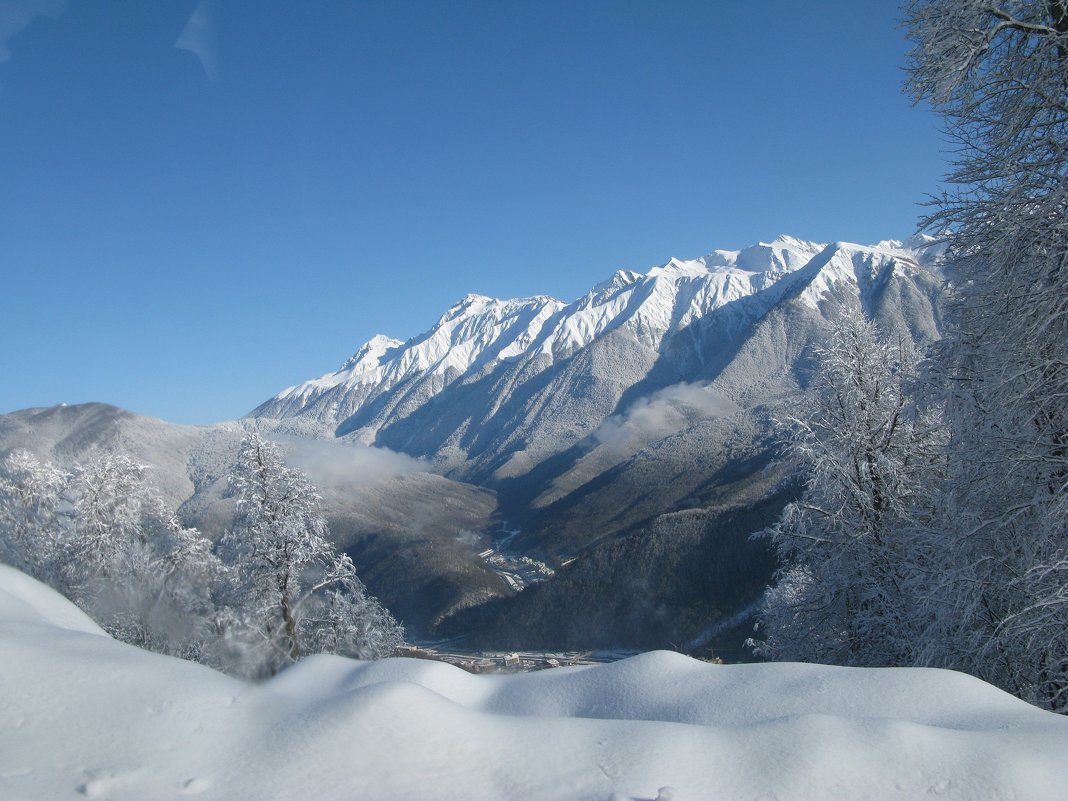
[
  {"left": 263, "top": 235, "right": 940, "bottom": 420},
  {"left": 2, "top": 565, "right": 1066, "bottom": 801}
]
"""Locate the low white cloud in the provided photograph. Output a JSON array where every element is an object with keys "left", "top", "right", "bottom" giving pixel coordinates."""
[
  {"left": 593, "top": 383, "right": 740, "bottom": 451},
  {"left": 174, "top": 0, "right": 218, "bottom": 80},
  {"left": 280, "top": 437, "right": 428, "bottom": 489},
  {"left": 0, "top": 0, "right": 65, "bottom": 63}
]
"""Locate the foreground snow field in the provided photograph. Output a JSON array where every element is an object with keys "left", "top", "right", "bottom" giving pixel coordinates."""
[{"left": 2, "top": 566, "right": 1066, "bottom": 801}]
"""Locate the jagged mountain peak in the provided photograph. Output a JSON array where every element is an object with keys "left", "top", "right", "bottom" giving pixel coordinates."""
[
  {"left": 434, "top": 292, "right": 564, "bottom": 333},
  {"left": 252, "top": 235, "right": 943, "bottom": 467},
  {"left": 592, "top": 269, "right": 644, "bottom": 294},
  {"left": 338, "top": 334, "right": 403, "bottom": 373},
  {"left": 731, "top": 236, "right": 826, "bottom": 273}
]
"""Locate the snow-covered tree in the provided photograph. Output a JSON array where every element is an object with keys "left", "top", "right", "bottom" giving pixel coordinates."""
[
  {"left": 300, "top": 572, "right": 405, "bottom": 660},
  {"left": 68, "top": 453, "right": 157, "bottom": 582},
  {"left": 0, "top": 450, "right": 71, "bottom": 585},
  {"left": 2, "top": 439, "right": 403, "bottom": 676},
  {"left": 66, "top": 452, "right": 222, "bottom": 659},
  {"left": 0, "top": 449, "right": 223, "bottom": 660},
  {"left": 904, "top": 0, "right": 1068, "bottom": 710},
  {"left": 753, "top": 313, "right": 944, "bottom": 665},
  {"left": 221, "top": 433, "right": 402, "bottom": 676}
]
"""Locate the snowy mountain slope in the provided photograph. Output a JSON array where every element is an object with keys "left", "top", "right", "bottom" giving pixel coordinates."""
[
  {"left": 253, "top": 235, "right": 942, "bottom": 480},
  {"left": 4, "top": 565, "right": 1068, "bottom": 801},
  {"left": 250, "top": 239, "right": 826, "bottom": 440},
  {"left": 243, "top": 235, "right": 944, "bottom": 649},
  {"left": 0, "top": 235, "right": 945, "bottom": 650},
  {"left": 0, "top": 402, "right": 229, "bottom": 513},
  {"left": 253, "top": 235, "right": 941, "bottom": 527},
  {"left": 0, "top": 404, "right": 504, "bottom": 636}
]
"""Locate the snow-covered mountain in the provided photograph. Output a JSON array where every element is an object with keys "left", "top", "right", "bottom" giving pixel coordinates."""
[
  {"left": 0, "top": 235, "right": 945, "bottom": 649},
  {"left": 254, "top": 236, "right": 942, "bottom": 471},
  {"left": 245, "top": 234, "right": 945, "bottom": 650},
  {"left": 253, "top": 234, "right": 942, "bottom": 496}
]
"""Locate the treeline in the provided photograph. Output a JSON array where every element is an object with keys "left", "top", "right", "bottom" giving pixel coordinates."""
[{"left": 0, "top": 433, "right": 403, "bottom": 678}]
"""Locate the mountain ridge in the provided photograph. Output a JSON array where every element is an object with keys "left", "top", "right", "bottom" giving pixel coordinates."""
[
  {"left": 251, "top": 234, "right": 943, "bottom": 477},
  {"left": 246, "top": 232, "right": 943, "bottom": 652},
  {"left": 1, "top": 233, "right": 946, "bottom": 649}
]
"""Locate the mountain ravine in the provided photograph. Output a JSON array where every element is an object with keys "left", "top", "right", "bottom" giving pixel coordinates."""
[{"left": 1, "top": 235, "right": 943, "bottom": 652}]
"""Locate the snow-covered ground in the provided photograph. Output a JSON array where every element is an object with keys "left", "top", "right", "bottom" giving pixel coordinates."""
[{"left": 2, "top": 565, "right": 1066, "bottom": 801}]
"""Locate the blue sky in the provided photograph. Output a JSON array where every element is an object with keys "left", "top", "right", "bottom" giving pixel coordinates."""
[{"left": 0, "top": 1, "right": 946, "bottom": 425}]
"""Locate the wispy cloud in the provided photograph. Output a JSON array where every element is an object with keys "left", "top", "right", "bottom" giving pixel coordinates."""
[
  {"left": 174, "top": 0, "right": 218, "bottom": 80},
  {"left": 593, "top": 382, "right": 741, "bottom": 450},
  {"left": 0, "top": 0, "right": 65, "bottom": 63},
  {"left": 280, "top": 437, "right": 428, "bottom": 489}
]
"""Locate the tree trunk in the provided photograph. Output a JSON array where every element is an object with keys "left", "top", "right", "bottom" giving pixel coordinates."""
[{"left": 279, "top": 572, "right": 300, "bottom": 661}]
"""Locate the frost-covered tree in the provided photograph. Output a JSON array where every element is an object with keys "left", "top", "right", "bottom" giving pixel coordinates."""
[
  {"left": 300, "top": 577, "right": 405, "bottom": 660},
  {"left": 0, "top": 450, "right": 71, "bottom": 585},
  {"left": 753, "top": 313, "right": 944, "bottom": 665},
  {"left": 221, "top": 433, "right": 402, "bottom": 676},
  {"left": 905, "top": 0, "right": 1068, "bottom": 710},
  {"left": 0, "top": 449, "right": 222, "bottom": 660},
  {"left": 68, "top": 453, "right": 158, "bottom": 582},
  {"left": 67, "top": 452, "right": 222, "bottom": 659},
  {"left": 1, "top": 439, "right": 403, "bottom": 676}
]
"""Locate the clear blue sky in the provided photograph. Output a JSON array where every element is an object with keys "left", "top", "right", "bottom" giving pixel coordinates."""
[{"left": 0, "top": 1, "right": 947, "bottom": 425}]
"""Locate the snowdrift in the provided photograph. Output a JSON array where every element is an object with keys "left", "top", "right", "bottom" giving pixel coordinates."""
[{"left": 1, "top": 565, "right": 1066, "bottom": 801}]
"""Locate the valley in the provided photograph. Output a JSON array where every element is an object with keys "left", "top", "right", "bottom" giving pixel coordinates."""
[{"left": 0, "top": 234, "right": 944, "bottom": 659}]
